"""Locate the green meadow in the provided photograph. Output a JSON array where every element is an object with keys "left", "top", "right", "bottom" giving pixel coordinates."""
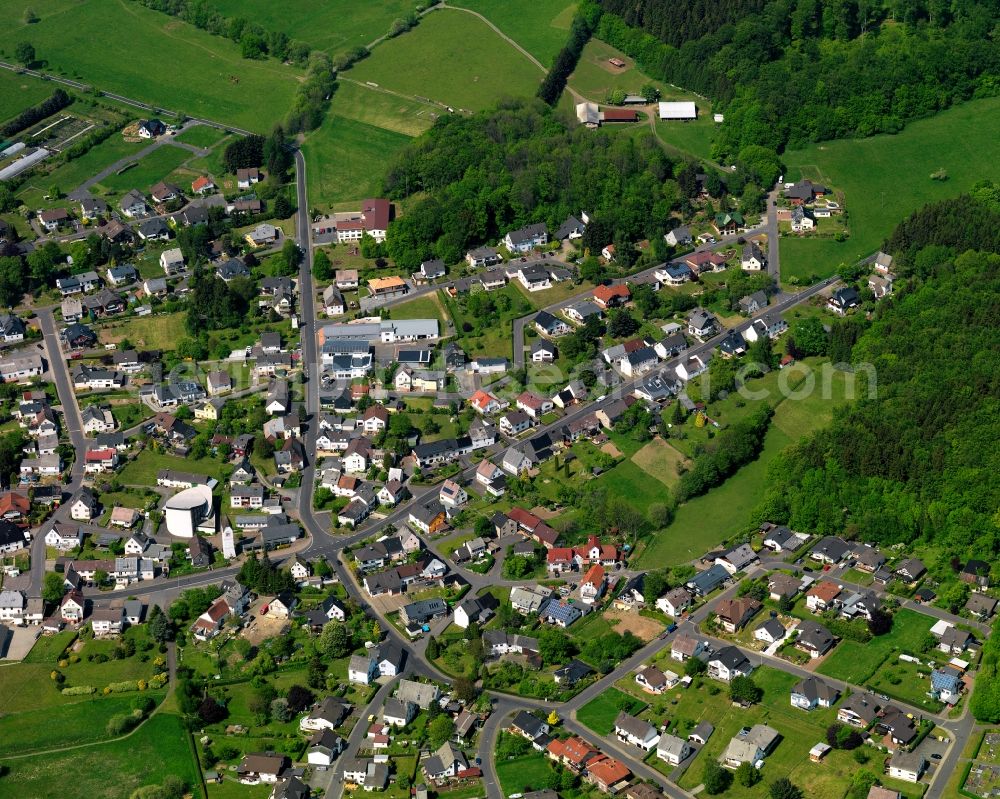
[
  {"left": 0, "top": 0, "right": 301, "bottom": 131},
  {"left": 350, "top": 9, "right": 545, "bottom": 112},
  {"left": 780, "top": 95, "right": 1000, "bottom": 281}
]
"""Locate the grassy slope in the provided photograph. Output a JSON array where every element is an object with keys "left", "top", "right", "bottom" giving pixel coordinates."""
[
  {"left": 448, "top": 0, "right": 577, "bottom": 64},
  {"left": 780, "top": 95, "right": 1000, "bottom": 281},
  {"left": 350, "top": 9, "right": 544, "bottom": 112},
  {"left": 0, "top": 69, "right": 56, "bottom": 126},
  {"left": 206, "top": 0, "right": 423, "bottom": 55},
  {"left": 637, "top": 363, "right": 852, "bottom": 567},
  {"left": 0, "top": 0, "right": 300, "bottom": 131},
  {"left": 577, "top": 687, "right": 645, "bottom": 735}
]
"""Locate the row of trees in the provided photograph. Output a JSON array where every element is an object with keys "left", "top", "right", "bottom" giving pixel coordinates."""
[
  {"left": 537, "top": 1, "right": 603, "bottom": 105},
  {"left": 129, "top": 0, "right": 312, "bottom": 65},
  {"left": 1, "top": 88, "right": 71, "bottom": 137},
  {"left": 677, "top": 405, "right": 773, "bottom": 501}
]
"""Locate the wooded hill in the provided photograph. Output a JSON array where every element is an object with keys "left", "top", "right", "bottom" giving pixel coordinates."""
[
  {"left": 595, "top": 0, "right": 1000, "bottom": 158},
  {"left": 755, "top": 186, "right": 1000, "bottom": 556}
]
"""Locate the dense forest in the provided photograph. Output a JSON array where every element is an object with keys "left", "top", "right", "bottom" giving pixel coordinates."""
[
  {"left": 594, "top": 0, "right": 1000, "bottom": 157},
  {"left": 382, "top": 100, "right": 688, "bottom": 268},
  {"left": 754, "top": 188, "right": 1000, "bottom": 556}
]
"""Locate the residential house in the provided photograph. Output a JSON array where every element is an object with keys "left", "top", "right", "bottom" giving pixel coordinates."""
[
  {"left": 754, "top": 618, "right": 786, "bottom": 644},
  {"left": 741, "top": 242, "right": 766, "bottom": 271},
  {"left": 657, "top": 734, "right": 692, "bottom": 766},
  {"left": 687, "top": 308, "right": 718, "bottom": 339},
  {"left": 806, "top": 581, "right": 841, "bottom": 612},
  {"left": 656, "top": 587, "right": 692, "bottom": 617},
  {"left": 579, "top": 564, "right": 606, "bottom": 605},
  {"left": 503, "top": 223, "right": 548, "bottom": 253},
  {"left": 720, "top": 725, "right": 779, "bottom": 768},
  {"left": 670, "top": 633, "right": 705, "bottom": 662},
  {"left": 686, "top": 564, "right": 730, "bottom": 596},
  {"left": 707, "top": 646, "right": 752, "bottom": 682},
  {"left": 614, "top": 712, "right": 660, "bottom": 751},
  {"left": 837, "top": 693, "right": 880, "bottom": 728},
  {"left": 827, "top": 286, "right": 860, "bottom": 316},
  {"left": 714, "top": 597, "right": 761, "bottom": 633},
  {"left": 895, "top": 558, "right": 926, "bottom": 583},
  {"left": 795, "top": 620, "right": 836, "bottom": 658},
  {"left": 790, "top": 676, "right": 840, "bottom": 711},
  {"left": 887, "top": 751, "right": 926, "bottom": 784},
  {"left": 715, "top": 543, "right": 758, "bottom": 575}
]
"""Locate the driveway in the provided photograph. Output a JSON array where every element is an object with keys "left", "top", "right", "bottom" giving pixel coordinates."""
[{"left": 1, "top": 625, "right": 41, "bottom": 660}]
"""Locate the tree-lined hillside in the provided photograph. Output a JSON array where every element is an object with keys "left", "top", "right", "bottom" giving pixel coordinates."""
[
  {"left": 381, "top": 99, "right": 683, "bottom": 268},
  {"left": 595, "top": 0, "right": 1000, "bottom": 158},
  {"left": 755, "top": 187, "right": 1000, "bottom": 555}
]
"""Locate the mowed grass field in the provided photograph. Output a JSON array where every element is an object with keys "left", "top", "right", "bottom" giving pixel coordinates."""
[
  {"left": 389, "top": 291, "right": 450, "bottom": 324},
  {"left": 780, "top": 95, "right": 1000, "bottom": 281},
  {"left": 350, "top": 9, "right": 545, "bottom": 112},
  {"left": 0, "top": 712, "right": 199, "bottom": 799},
  {"left": 449, "top": 0, "right": 577, "bottom": 64},
  {"left": 0, "top": 0, "right": 301, "bottom": 131},
  {"left": 0, "top": 69, "right": 56, "bottom": 125},
  {"left": 631, "top": 437, "right": 689, "bottom": 489},
  {"left": 207, "top": 0, "right": 423, "bottom": 56},
  {"left": 302, "top": 112, "right": 412, "bottom": 207},
  {"left": 818, "top": 608, "right": 934, "bottom": 684},
  {"left": 174, "top": 124, "right": 228, "bottom": 149},
  {"left": 331, "top": 80, "right": 439, "bottom": 137},
  {"left": 96, "top": 311, "right": 188, "bottom": 350},
  {"left": 118, "top": 450, "right": 227, "bottom": 486}
]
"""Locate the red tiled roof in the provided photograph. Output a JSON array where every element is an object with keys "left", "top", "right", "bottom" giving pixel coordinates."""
[{"left": 508, "top": 507, "right": 540, "bottom": 530}]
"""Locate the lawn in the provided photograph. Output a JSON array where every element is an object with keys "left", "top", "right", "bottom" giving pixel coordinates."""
[
  {"left": 818, "top": 608, "right": 935, "bottom": 684},
  {"left": 0, "top": 0, "right": 302, "bottom": 131},
  {"left": 302, "top": 112, "right": 412, "bottom": 208},
  {"left": 449, "top": 0, "right": 576, "bottom": 64},
  {"left": 443, "top": 284, "right": 534, "bottom": 359},
  {"left": 174, "top": 124, "right": 228, "bottom": 149},
  {"left": 0, "top": 69, "right": 59, "bottom": 126},
  {"left": 389, "top": 291, "right": 450, "bottom": 324},
  {"left": 22, "top": 630, "right": 77, "bottom": 663},
  {"left": 118, "top": 450, "right": 228, "bottom": 487},
  {"left": 577, "top": 687, "right": 645, "bottom": 735},
  {"left": 780, "top": 95, "right": 1000, "bottom": 282},
  {"left": 350, "top": 9, "right": 545, "bottom": 112},
  {"left": 96, "top": 311, "right": 188, "bottom": 350},
  {"left": 93, "top": 145, "right": 193, "bottom": 196},
  {"left": 496, "top": 751, "right": 558, "bottom": 796},
  {"left": 630, "top": 437, "right": 689, "bottom": 490},
  {"left": 0, "top": 712, "right": 199, "bottom": 799}
]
